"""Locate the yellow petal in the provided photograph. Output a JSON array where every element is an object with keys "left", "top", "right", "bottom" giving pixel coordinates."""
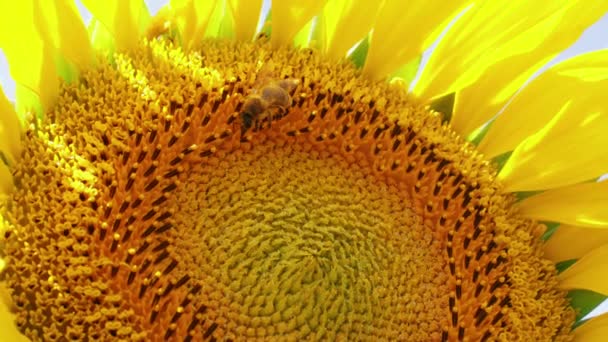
[
  {"left": 0, "top": 283, "right": 28, "bottom": 342},
  {"left": 0, "top": 1, "right": 59, "bottom": 115},
  {"left": 0, "top": 162, "right": 13, "bottom": 195},
  {"left": 558, "top": 243, "right": 608, "bottom": 295},
  {"left": 81, "top": 0, "right": 150, "bottom": 51},
  {"left": 320, "top": 0, "right": 381, "bottom": 59},
  {"left": 363, "top": 0, "right": 470, "bottom": 80},
  {"left": 497, "top": 99, "right": 608, "bottom": 191},
  {"left": 414, "top": 0, "right": 608, "bottom": 136},
  {"left": 227, "top": 0, "right": 262, "bottom": 41},
  {"left": 0, "top": 87, "right": 21, "bottom": 165},
  {"left": 271, "top": 0, "right": 327, "bottom": 47},
  {"left": 544, "top": 225, "right": 608, "bottom": 263},
  {"left": 35, "top": 0, "right": 92, "bottom": 71},
  {"left": 170, "top": 0, "right": 218, "bottom": 49},
  {"left": 479, "top": 50, "right": 608, "bottom": 158},
  {"left": 574, "top": 313, "right": 608, "bottom": 342},
  {"left": 518, "top": 180, "right": 608, "bottom": 228}
]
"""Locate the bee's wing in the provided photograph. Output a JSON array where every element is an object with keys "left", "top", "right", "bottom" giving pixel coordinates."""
[
  {"left": 261, "top": 85, "right": 290, "bottom": 108},
  {"left": 276, "top": 79, "right": 300, "bottom": 93},
  {"left": 251, "top": 62, "right": 277, "bottom": 91}
]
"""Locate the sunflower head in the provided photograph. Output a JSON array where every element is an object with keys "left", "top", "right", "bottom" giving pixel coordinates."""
[{"left": 1, "top": 0, "right": 608, "bottom": 341}]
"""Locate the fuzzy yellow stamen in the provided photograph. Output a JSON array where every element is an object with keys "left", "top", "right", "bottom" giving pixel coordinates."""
[{"left": 0, "top": 38, "right": 574, "bottom": 341}]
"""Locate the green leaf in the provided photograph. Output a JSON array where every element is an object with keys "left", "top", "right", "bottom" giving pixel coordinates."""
[
  {"left": 568, "top": 289, "right": 607, "bottom": 327},
  {"left": 347, "top": 35, "right": 369, "bottom": 69}
]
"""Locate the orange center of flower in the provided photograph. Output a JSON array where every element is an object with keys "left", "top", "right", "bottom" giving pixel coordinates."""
[{"left": 1, "top": 39, "right": 574, "bottom": 341}]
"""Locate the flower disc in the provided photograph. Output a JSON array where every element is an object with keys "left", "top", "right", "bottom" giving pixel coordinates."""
[{"left": 0, "top": 39, "right": 574, "bottom": 341}]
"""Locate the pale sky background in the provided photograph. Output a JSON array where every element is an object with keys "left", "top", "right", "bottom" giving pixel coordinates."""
[{"left": 1, "top": 0, "right": 608, "bottom": 320}]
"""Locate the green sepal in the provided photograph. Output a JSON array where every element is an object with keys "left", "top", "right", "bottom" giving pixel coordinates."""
[
  {"left": 293, "top": 19, "right": 314, "bottom": 48},
  {"left": 541, "top": 221, "right": 560, "bottom": 241},
  {"left": 0, "top": 151, "right": 10, "bottom": 168},
  {"left": 55, "top": 55, "right": 79, "bottom": 85},
  {"left": 429, "top": 92, "right": 454, "bottom": 124},
  {"left": 468, "top": 118, "right": 494, "bottom": 146},
  {"left": 306, "top": 12, "right": 327, "bottom": 50},
  {"left": 491, "top": 151, "right": 512, "bottom": 173},
  {"left": 555, "top": 258, "right": 576, "bottom": 274},
  {"left": 347, "top": 35, "right": 369, "bottom": 69},
  {"left": 204, "top": 0, "right": 228, "bottom": 39},
  {"left": 88, "top": 18, "right": 115, "bottom": 60},
  {"left": 15, "top": 84, "right": 44, "bottom": 120},
  {"left": 391, "top": 56, "right": 422, "bottom": 85},
  {"left": 137, "top": 0, "right": 151, "bottom": 37},
  {"left": 568, "top": 289, "right": 607, "bottom": 327},
  {"left": 260, "top": 10, "right": 272, "bottom": 38},
  {"left": 217, "top": 8, "right": 235, "bottom": 40},
  {"left": 514, "top": 189, "right": 544, "bottom": 202}
]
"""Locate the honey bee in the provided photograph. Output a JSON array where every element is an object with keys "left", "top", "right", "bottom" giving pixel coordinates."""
[{"left": 239, "top": 74, "right": 300, "bottom": 135}]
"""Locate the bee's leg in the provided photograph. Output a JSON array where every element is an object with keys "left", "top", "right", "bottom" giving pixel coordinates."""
[
  {"left": 240, "top": 112, "right": 253, "bottom": 136},
  {"left": 267, "top": 111, "right": 273, "bottom": 130},
  {"left": 268, "top": 107, "right": 279, "bottom": 129}
]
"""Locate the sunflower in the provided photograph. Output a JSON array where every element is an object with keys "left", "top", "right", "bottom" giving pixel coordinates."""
[{"left": 1, "top": 0, "right": 608, "bottom": 340}]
